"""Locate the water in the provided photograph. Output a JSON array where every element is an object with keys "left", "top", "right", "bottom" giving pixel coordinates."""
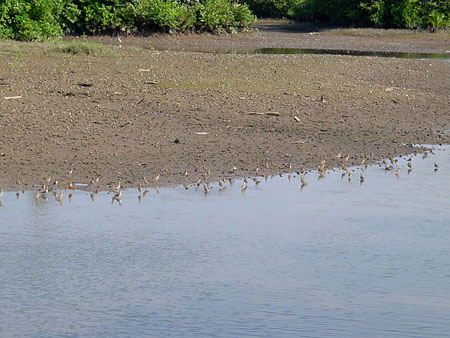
[
  {"left": 150, "top": 45, "right": 450, "bottom": 61},
  {"left": 1, "top": 146, "right": 449, "bottom": 337}
]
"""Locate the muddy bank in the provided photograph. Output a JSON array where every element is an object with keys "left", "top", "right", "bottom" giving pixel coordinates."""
[
  {"left": 86, "top": 20, "right": 450, "bottom": 54},
  {"left": 0, "top": 29, "right": 449, "bottom": 191}
]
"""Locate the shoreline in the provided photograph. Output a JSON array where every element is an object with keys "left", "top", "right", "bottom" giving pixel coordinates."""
[{"left": 1, "top": 24, "right": 449, "bottom": 192}]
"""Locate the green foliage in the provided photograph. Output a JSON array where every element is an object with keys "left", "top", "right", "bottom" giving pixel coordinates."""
[
  {"left": 241, "top": 0, "right": 303, "bottom": 18},
  {"left": 0, "top": 0, "right": 64, "bottom": 40},
  {"left": 134, "top": 0, "right": 197, "bottom": 32},
  {"left": 289, "top": 0, "right": 450, "bottom": 29},
  {"left": 0, "top": 0, "right": 255, "bottom": 40},
  {"left": 427, "top": 9, "right": 447, "bottom": 32}
]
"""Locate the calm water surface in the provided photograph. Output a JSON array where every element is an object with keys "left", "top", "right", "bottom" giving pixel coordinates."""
[
  {"left": 150, "top": 45, "right": 450, "bottom": 62},
  {"left": 1, "top": 146, "right": 449, "bottom": 337}
]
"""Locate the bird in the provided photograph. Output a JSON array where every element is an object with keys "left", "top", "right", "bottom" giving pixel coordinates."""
[
  {"left": 112, "top": 182, "right": 121, "bottom": 192},
  {"left": 395, "top": 169, "right": 400, "bottom": 177},
  {"left": 143, "top": 176, "right": 150, "bottom": 184},
  {"left": 114, "top": 189, "right": 122, "bottom": 199},
  {"left": 407, "top": 162, "right": 413, "bottom": 169}
]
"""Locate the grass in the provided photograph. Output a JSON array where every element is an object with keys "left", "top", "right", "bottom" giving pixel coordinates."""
[{"left": 53, "top": 40, "right": 107, "bottom": 56}]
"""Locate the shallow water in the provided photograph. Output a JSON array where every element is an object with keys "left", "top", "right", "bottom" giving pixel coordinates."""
[
  {"left": 150, "top": 45, "right": 450, "bottom": 61},
  {"left": 1, "top": 146, "right": 449, "bottom": 337}
]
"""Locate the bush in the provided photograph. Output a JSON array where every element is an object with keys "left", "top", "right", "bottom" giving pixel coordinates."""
[
  {"left": 290, "top": 0, "right": 449, "bottom": 29},
  {"left": 241, "top": 0, "right": 303, "bottom": 19},
  {"left": 0, "top": 0, "right": 64, "bottom": 40},
  {"left": 0, "top": 0, "right": 256, "bottom": 40}
]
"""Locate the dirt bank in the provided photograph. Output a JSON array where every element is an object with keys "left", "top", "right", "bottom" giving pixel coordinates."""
[{"left": 0, "top": 26, "right": 449, "bottom": 191}]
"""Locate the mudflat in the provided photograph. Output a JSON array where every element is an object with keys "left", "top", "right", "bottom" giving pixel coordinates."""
[{"left": 1, "top": 22, "right": 449, "bottom": 191}]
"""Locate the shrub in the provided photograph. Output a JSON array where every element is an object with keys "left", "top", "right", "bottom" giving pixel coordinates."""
[
  {"left": 241, "top": 0, "right": 303, "bottom": 19},
  {"left": 0, "top": 0, "right": 255, "bottom": 40},
  {"left": 427, "top": 9, "right": 447, "bottom": 32},
  {"left": 0, "top": 0, "right": 64, "bottom": 40}
]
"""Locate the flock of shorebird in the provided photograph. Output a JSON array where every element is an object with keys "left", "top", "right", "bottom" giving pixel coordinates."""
[{"left": 0, "top": 148, "right": 440, "bottom": 207}]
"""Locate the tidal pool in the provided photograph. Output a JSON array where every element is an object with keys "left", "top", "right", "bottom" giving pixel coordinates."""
[
  {"left": 0, "top": 146, "right": 449, "bottom": 337},
  {"left": 150, "top": 45, "right": 450, "bottom": 61}
]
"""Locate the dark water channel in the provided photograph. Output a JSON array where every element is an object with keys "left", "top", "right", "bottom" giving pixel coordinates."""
[
  {"left": 0, "top": 146, "right": 449, "bottom": 337},
  {"left": 151, "top": 45, "right": 450, "bottom": 61}
]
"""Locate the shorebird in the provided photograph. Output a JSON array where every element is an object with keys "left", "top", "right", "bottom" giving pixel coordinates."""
[
  {"left": 318, "top": 170, "right": 325, "bottom": 180},
  {"left": 56, "top": 191, "right": 64, "bottom": 200},
  {"left": 154, "top": 174, "right": 160, "bottom": 181},
  {"left": 395, "top": 169, "right": 400, "bottom": 177},
  {"left": 143, "top": 176, "right": 150, "bottom": 184},
  {"left": 113, "top": 182, "right": 121, "bottom": 192},
  {"left": 114, "top": 189, "right": 122, "bottom": 199}
]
